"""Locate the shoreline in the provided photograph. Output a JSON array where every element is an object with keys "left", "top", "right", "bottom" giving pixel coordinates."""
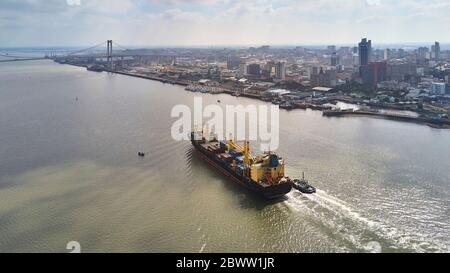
[
  {"left": 323, "top": 110, "right": 450, "bottom": 129},
  {"left": 105, "top": 69, "right": 264, "bottom": 99},
  {"left": 66, "top": 63, "right": 450, "bottom": 129}
]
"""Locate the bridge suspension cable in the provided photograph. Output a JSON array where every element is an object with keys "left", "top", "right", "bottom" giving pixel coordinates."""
[
  {"left": 0, "top": 54, "right": 35, "bottom": 59},
  {"left": 65, "top": 41, "right": 108, "bottom": 56},
  {"left": 112, "top": 41, "right": 132, "bottom": 52},
  {"left": 1, "top": 40, "right": 135, "bottom": 61}
]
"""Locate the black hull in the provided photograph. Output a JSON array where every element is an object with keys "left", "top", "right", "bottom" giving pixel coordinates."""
[
  {"left": 191, "top": 140, "right": 292, "bottom": 199},
  {"left": 293, "top": 184, "right": 316, "bottom": 194}
]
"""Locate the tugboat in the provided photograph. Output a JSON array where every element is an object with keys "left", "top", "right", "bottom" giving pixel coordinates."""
[{"left": 292, "top": 172, "right": 316, "bottom": 194}]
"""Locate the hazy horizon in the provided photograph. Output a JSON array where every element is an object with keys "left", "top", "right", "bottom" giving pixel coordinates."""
[
  {"left": 1, "top": 0, "right": 450, "bottom": 47},
  {"left": 2, "top": 42, "right": 450, "bottom": 51}
]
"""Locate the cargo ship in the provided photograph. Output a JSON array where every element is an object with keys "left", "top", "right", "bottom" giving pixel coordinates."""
[{"left": 191, "top": 130, "right": 293, "bottom": 199}]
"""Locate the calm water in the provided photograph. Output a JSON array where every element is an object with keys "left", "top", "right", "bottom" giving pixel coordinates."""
[{"left": 0, "top": 60, "right": 449, "bottom": 253}]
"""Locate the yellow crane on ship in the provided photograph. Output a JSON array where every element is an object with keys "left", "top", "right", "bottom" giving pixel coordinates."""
[
  {"left": 227, "top": 139, "right": 254, "bottom": 166},
  {"left": 201, "top": 129, "right": 285, "bottom": 184},
  {"left": 226, "top": 138, "right": 285, "bottom": 184}
]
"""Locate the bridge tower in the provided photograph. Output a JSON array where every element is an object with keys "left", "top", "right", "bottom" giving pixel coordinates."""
[{"left": 107, "top": 40, "right": 113, "bottom": 70}]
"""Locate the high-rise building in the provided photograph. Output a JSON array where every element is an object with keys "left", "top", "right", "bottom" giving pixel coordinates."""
[
  {"left": 398, "top": 48, "right": 405, "bottom": 58},
  {"left": 434, "top": 41, "right": 440, "bottom": 60},
  {"left": 387, "top": 63, "right": 417, "bottom": 81},
  {"left": 358, "top": 38, "right": 372, "bottom": 66},
  {"left": 239, "top": 62, "right": 248, "bottom": 77},
  {"left": 352, "top": 54, "right": 359, "bottom": 67},
  {"left": 384, "top": 48, "right": 391, "bottom": 61},
  {"left": 360, "top": 62, "right": 387, "bottom": 87},
  {"left": 417, "top": 47, "right": 429, "bottom": 60},
  {"left": 311, "top": 68, "right": 337, "bottom": 87},
  {"left": 338, "top": 47, "right": 351, "bottom": 55},
  {"left": 327, "top": 45, "right": 336, "bottom": 54},
  {"left": 227, "top": 58, "right": 241, "bottom": 70},
  {"left": 264, "top": 61, "right": 275, "bottom": 78},
  {"left": 330, "top": 52, "right": 340, "bottom": 66},
  {"left": 275, "top": 62, "right": 286, "bottom": 80},
  {"left": 246, "top": 63, "right": 261, "bottom": 76}
]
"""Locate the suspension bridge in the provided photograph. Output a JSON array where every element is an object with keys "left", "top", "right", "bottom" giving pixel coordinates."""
[
  {"left": 0, "top": 40, "right": 134, "bottom": 67},
  {"left": 0, "top": 54, "right": 48, "bottom": 62}
]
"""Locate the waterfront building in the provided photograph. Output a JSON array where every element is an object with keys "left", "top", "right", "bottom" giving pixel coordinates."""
[
  {"left": 311, "top": 68, "right": 337, "bottom": 87},
  {"left": 360, "top": 62, "right": 387, "bottom": 87},
  {"left": 275, "top": 62, "right": 286, "bottom": 80},
  {"left": 377, "top": 80, "right": 410, "bottom": 91},
  {"left": 261, "top": 68, "right": 271, "bottom": 80},
  {"left": 247, "top": 63, "right": 261, "bottom": 76},
  {"left": 239, "top": 62, "right": 248, "bottom": 77},
  {"left": 387, "top": 62, "right": 417, "bottom": 81}
]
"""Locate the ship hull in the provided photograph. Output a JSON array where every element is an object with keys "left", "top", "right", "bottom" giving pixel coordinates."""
[{"left": 191, "top": 140, "right": 292, "bottom": 199}]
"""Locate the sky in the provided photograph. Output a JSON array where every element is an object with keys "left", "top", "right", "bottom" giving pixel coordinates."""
[{"left": 1, "top": 0, "right": 450, "bottom": 47}]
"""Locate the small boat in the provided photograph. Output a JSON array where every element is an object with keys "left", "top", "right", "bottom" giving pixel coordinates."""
[
  {"left": 280, "top": 102, "right": 293, "bottom": 110},
  {"left": 137, "top": 152, "right": 146, "bottom": 157},
  {"left": 217, "top": 100, "right": 221, "bottom": 103},
  {"left": 292, "top": 172, "right": 316, "bottom": 194}
]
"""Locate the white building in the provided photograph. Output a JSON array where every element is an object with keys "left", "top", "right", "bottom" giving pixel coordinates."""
[
  {"left": 239, "top": 63, "right": 247, "bottom": 77},
  {"left": 416, "top": 67, "right": 425, "bottom": 76},
  {"left": 275, "top": 62, "right": 286, "bottom": 80},
  {"left": 384, "top": 48, "right": 391, "bottom": 61}
]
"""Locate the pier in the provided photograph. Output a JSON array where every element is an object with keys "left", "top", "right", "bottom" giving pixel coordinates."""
[{"left": 323, "top": 110, "right": 450, "bottom": 128}]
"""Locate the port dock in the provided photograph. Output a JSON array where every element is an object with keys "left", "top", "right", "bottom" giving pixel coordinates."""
[{"left": 323, "top": 110, "right": 450, "bottom": 128}]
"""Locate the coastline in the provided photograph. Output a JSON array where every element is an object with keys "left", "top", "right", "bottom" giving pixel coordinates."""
[
  {"left": 323, "top": 110, "right": 450, "bottom": 128},
  {"left": 67, "top": 63, "right": 450, "bottom": 129}
]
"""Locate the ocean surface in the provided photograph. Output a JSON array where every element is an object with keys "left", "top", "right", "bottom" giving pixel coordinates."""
[{"left": 0, "top": 60, "right": 449, "bottom": 253}]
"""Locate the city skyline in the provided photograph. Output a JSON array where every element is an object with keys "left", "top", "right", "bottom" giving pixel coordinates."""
[
  {"left": 1, "top": 0, "right": 450, "bottom": 256},
  {"left": 1, "top": 0, "right": 450, "bottom": 47}
]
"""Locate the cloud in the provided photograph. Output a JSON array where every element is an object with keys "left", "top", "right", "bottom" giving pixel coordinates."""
[
  {"left": 366, "top": 0, "right": 381, "bottom": 6},
  {"left": 0, "top": 0, "right": 449, "bottom": 46},
  {"left": 66, "top": 0, "right": 81, "bottom": 6},
  {"left": 148, "top": 0, "right": 230, "bottom": 6}
]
